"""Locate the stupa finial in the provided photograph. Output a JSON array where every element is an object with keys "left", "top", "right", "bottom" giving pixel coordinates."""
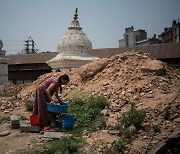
[
  {"left": 73, "top": 8, "right": 78, "bottom": 21},
  {"left": 69, "top": 8, "right": 81, "bottom": 30}
]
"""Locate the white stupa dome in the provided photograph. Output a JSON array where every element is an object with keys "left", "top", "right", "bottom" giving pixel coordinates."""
[
  {"left": 57, "top": 8, "right": 92, "bottom": 57},
  {"left": 47, "top": 8, "right": 98, "bottom": 70}
]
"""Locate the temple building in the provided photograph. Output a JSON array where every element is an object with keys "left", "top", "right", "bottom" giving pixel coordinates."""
[
  {"left": 47, "top": 8, "right": 98, "bottom": 71},
  {"left": 0, "top": 39, "right": 9, "bottom": 93}
]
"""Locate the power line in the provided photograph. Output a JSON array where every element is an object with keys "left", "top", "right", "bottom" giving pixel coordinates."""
[
  {"left": 3, "top": 40, "right": 23, "bottom": 42},
  {"left": 3, "top": 44, "right": 23, "bottom": 46},
  {"left": 5, "top": 49, "right": 22, "bottom": 51},
  {"left": 2, "top": 37, "right": 40, "bottom": 54}
]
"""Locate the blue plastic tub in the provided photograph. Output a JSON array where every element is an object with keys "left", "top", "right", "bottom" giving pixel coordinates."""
[
  {"left": 62, "top": 114, "right": 75, "bottom": 129},
  {"left": 46, "top": 102, "right": 69, "bottom": 113}
]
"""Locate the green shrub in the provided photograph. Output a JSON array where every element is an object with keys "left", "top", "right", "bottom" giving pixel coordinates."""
[
  {"left": 105, "top": 138, "right": 127, "bottom": 154},
  {"left": 68, "top": 92, "right": 107, "bottom": 130},
  {"left": 87, "top": 95, "right": 107, "bottom": 110},
  {"left": 122, "top": 127, "right": 136, "bottom": 139},
  {"left": 152, "top": 124, "right": 160, "bottom": 133},
  {"left": 163, "top": 106, "right": 170, "bottom": 120},
  {"left": 68, "top": 90, "right": 87, "bottom": 106},
  {"left": 121, "top": 102, "right": 146, "bottom": 129},
  {"left": 114, "top": 138, "right": 127, "bottom": 152},
  {"left": 109, "top": 123, "right": 122, "bottom": 130},
  {"left": 88, "top": 116, "right": 107, "bottom": 132},
  {"left": 39, "top": 136, "right": 83, "bottom": 154},
  {"left": 121, "top": 55, "right": 128, "bottom": 61},
  {"left": 96, "top": 116, "right": 107, "bottom": 129},
  {"left": 25, "top": 100, "right": 34, "bottom": 111},
  {"left": 0, "top": 117, "right": 10, "bottom": 124}
]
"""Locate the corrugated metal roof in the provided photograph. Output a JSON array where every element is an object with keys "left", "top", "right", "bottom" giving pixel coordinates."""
[
  {"left": 7, "top": 52, "right": 58, "bottom": 64},
  {"left": 7, "top": 43, "right": 180, "bottom": 65},
  {"left": 91, "top": 43, "right": 180, "bottom": 59}
]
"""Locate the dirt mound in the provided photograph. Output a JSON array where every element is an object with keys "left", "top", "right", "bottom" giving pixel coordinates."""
[
  {"left": 12, "top": 51, "right": 180, "bottom": 153},
  {"left": 1, "top": 83, "right": 27, "bottom": 97},
  {"left": 20, "top": 51, "right": 179, "bottom": 106}
]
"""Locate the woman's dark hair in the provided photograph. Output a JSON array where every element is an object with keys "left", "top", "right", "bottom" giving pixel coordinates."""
[
  {"left": 58, "top": 74, "right": 69, "bottom": 92},
  {"left": 61, "top": 74, "right": 70, "bottom": 81}
]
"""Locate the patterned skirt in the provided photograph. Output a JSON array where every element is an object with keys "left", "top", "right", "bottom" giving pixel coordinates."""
[{"left": 33, "top": 87, "right": 51, "bottom": 127}]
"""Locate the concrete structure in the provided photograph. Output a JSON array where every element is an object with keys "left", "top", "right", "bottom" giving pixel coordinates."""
[
  {"left": 0, "top": 39, "right": 9, "bottom": 93},
  {"left": 136, "top": 34, "right": 159, "bottom": 46},
  {"left": 158, "top": 20, "right": 180, "bottom": 43},
  {"left": 158, "top": 27, "right": 173, "bottom": 43},
  {"left": 119, "top": 26, "right": 147, "bottom": 48},
  {"left": 20, "top": 120, "right": 40, "bottom": 132},
  {"left": 47, "top": 8, "right": 98, "bottom": 71},
  {"left": 173, "top": 20, "right": 180, "bottom": 43}
]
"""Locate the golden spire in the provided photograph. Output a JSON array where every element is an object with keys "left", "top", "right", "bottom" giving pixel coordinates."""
[
  {"left": 73, "top": 8, "right": 78, "bottom": 21},
  {"left": 69, "top": 8, "right": 81, "bottom": 30}
]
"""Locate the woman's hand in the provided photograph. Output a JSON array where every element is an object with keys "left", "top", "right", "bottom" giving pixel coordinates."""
[
  {"left": 55, "top": 92, "right": 62, "bottom": 104},
  {"left": 58, "top": 99, "right": 62, "bottom": 104},
  {"left": 50, "top": 100, "right": 55, "bottom": 105}
]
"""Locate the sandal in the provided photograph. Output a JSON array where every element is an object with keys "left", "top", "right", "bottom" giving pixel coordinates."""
[{"left": 43, "top": 126, "right": 50, "bottom": 131}]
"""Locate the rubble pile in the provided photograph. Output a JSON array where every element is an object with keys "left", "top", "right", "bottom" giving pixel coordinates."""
[
  {"left": 0, "top": 95, "right": 23, "bottom": 114},
  {"left": 1, "top": 51, "right": 180, "bottom": 153},
  {"left": 0, "top": 83, "right": 28, "bottom": 117},
  {"left": 1, "top": 83, "right": 26, "bottom": 96}
]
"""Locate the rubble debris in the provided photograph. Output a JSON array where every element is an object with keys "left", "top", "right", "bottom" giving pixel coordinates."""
[
  {"left": 0, "top": 130, "right": 11, "bottom": 137},
  {"left": 1, "top": 51, "right": 180, "bottom": 154}
]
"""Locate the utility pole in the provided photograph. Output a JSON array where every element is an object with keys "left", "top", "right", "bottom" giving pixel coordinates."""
[{"left": 23, "top": 36, "right": 38, "bottom": 54}]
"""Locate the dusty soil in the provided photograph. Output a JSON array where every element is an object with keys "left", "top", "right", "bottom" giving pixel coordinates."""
[
  {"left": 0, "top": 85, "right": 48, "bottom": 154},
  {"left": 0, "top": 51, "right": 180, "bottom": 153},
  {"left": 0, "top": 123, "right": 42, "bottom": 154}
]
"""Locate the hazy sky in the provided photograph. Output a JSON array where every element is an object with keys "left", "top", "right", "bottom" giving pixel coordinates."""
[{"left": 0, "top": 0, "right": 180, "bottom": 54}]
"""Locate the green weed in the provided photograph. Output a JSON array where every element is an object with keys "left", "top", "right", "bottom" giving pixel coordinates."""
[
  {"left": 121, "top": 102, "right": 146, "bottom": 129},
  {"left": 122, "top": 127, "right": 136, "bottom": 140},
  {"left": 68, "top": 92, "right": 107, "bottom": 131},
  {"left": 25, "top": 100, "right": 34, "bottom": 111},
  {"left": 163, "top": 106, "right": 170, "bottom": 120},
  {"left": 34, "top": 136, "right": 83, "bottom": 154},
  {"left": 0, "top": 117, "right": 10, "bottom": 124},
  {"left": 113, "top": 138, "right": 127, "bottom": 152},
  {"left": 152, "top": 124, "right": 160, "bottom": 133}
]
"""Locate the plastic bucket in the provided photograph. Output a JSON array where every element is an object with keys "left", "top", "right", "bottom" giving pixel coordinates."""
[
  {"left": 46, "top": 102, "right": 69, "bottom": 113},
  {"left": 30, "top": 114, "right": 40, "bottom": 126},
  {"left": 62, "top": 114, "right": 75, "bottom": 129}
]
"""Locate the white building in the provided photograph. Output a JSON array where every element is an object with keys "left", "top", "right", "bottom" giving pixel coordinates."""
[
  {"left": 47, "top": 8, "right": 98, "bottom": 71},
  {"left": 0, "top": 39, "right": 9, "bottom": 93},
  {"left": 119, "top": 26, "right": 147, "bottom": 48}
]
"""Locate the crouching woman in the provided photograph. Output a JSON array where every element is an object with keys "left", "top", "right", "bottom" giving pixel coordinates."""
[{"left": 32, "top": 74, "right": 69, "bottom": 129}]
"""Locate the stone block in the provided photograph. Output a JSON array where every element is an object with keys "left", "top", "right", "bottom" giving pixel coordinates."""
[
  {"left": 0, "top": 130, "right": 11, "bottom": 137},
  {"left": 141, "top": 59, "right": 166, "bottom": 75},
  {"left": 20, "top": 120, "right": 40, "bottom": 132},
  {"left": 10, "top": 115, "right": 20, "bottom": 129},
  {"left": 108, "top": 130, "right": 121, "bottom": 135},
  {"left": 43, "top": 131, "right": 65, "bottom": 139}
]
